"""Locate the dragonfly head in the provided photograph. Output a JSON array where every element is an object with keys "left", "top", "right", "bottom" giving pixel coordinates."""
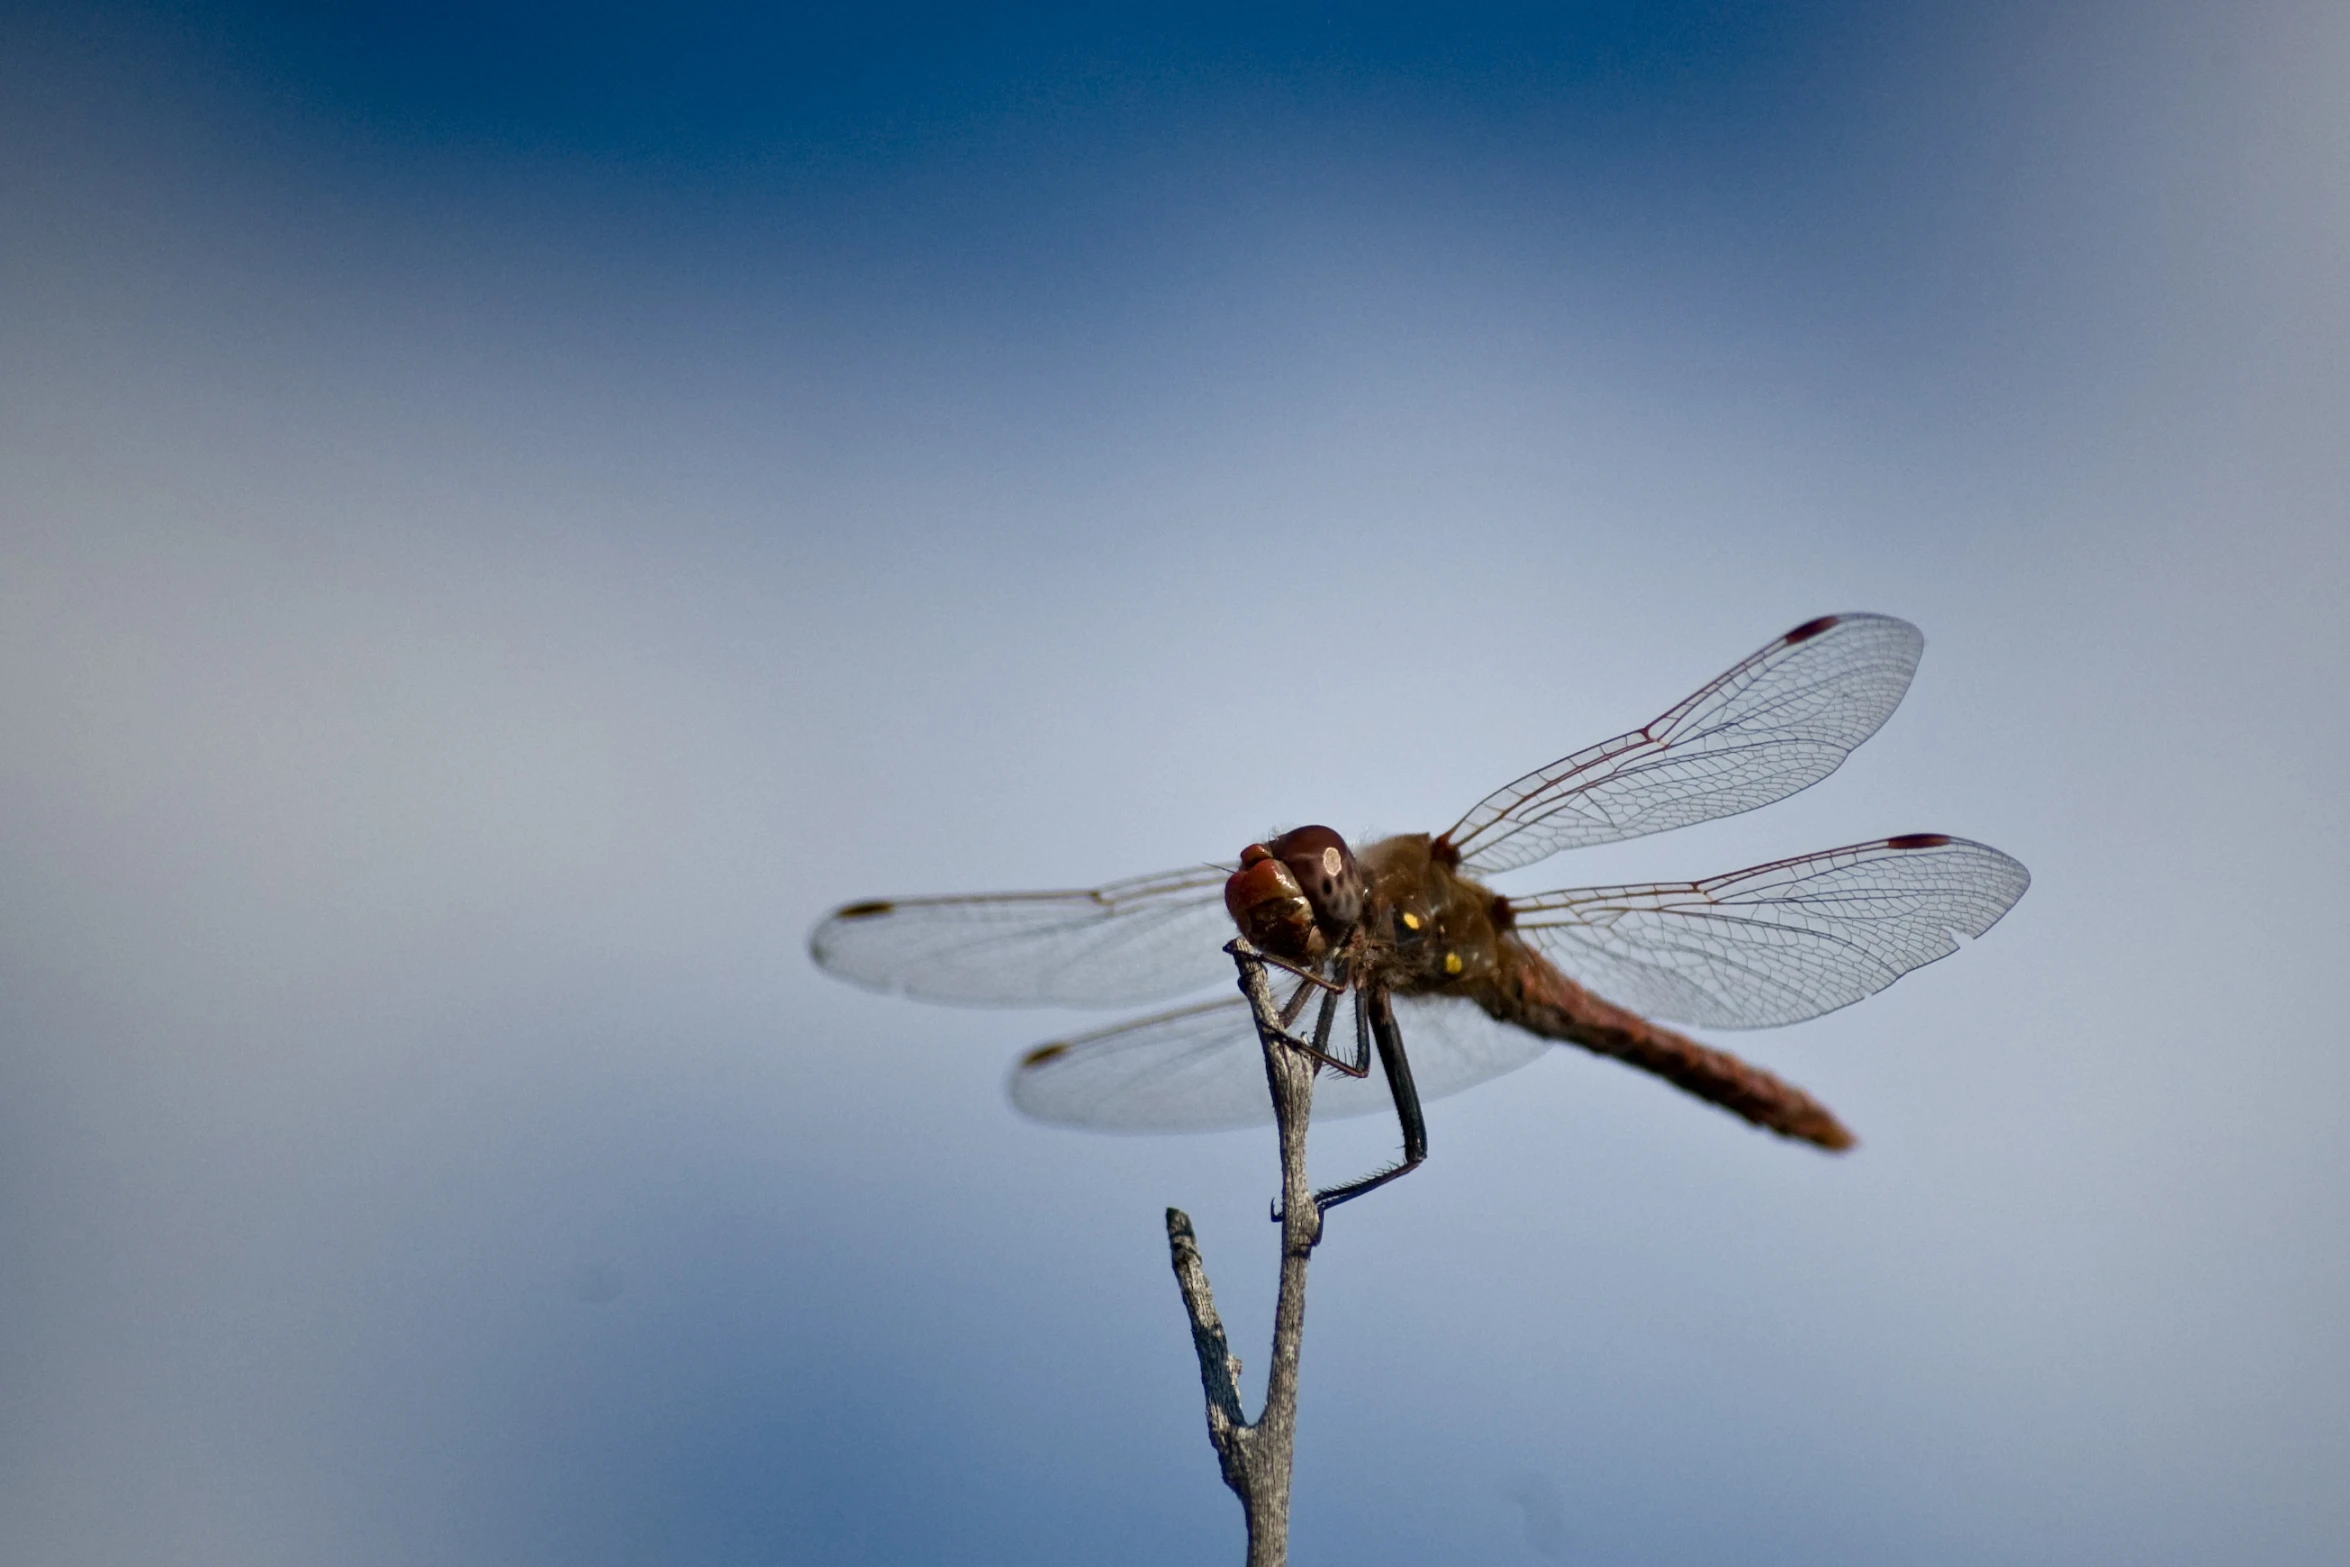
[{"left": 1223, "top": 825, "right": 1365, "bottom": 962}]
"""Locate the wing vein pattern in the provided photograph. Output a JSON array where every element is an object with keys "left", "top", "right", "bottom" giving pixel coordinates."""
[
  {"left": 1009, "top": 991, "right": 1549, "bottom": 1133},
  {"left": 1440, "top": 614, "right": 1925, "bottom": 873},
  {"left": 1507, "top": 836, "right": 2029, "bottom": 1029},
  {"left": 808, "top": 866, "right": 1236, "bottom": 1007}
]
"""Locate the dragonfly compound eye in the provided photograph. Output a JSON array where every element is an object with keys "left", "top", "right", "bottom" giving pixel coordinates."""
[
  {"left": 1267, "top": 824, "right": 1365, "bottom": 932},
  {"left": 1224, "top": 849, "right": 1324, "bottom": 962}
]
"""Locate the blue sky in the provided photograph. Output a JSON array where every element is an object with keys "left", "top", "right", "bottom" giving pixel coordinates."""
[{"left": 4, "top": 3, "right": 2346, "bottom": 1563}]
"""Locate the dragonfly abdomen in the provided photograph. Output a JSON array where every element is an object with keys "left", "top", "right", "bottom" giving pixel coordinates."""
[{"left": 1492, "top": 944, "right": 1856, "bottom": 1152}]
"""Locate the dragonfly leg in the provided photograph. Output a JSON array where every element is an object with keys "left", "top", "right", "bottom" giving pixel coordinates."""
[
  {"left": 1301, "top": 982, "right": 1370, "bottom": 1078},
  {"left": 1264, "top": 970, "right": 1369, "bottom": 1078},
  {"left": 1310, "top": 987, "right": 1427, "bottom": 1213},
  {"left": 1276, "top": 974, "right": 1318, "bottom": 1029},
  {"left": 1272, "top": 987, "right": 1427, "bottom": 1222},
  {"left": 1258, "top": 948, "right": 1348, "bottom": 995}
]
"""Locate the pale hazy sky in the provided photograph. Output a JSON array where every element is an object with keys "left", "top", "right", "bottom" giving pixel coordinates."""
[{"left": 4, "top": 4, "right": 2346, "bottom": 1563}]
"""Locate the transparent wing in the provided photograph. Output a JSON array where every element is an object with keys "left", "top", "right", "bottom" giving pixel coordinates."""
[
  {"left": 1008, "top": 988, "right": 1550, "bottom": 1133},
  {"left": 808, "top": 865, "right": 1235, "bottom": 1007},
  {"left": 1506, "top": 835, "right": 2029, "bottom": 1030},
  {"left": 1437, "top": 614, "right": 1925, "bottom": 874}
]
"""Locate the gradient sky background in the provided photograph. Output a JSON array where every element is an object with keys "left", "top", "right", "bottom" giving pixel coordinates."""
[{"left": 4, "top": 3, "right": 2346, "bottom": 1563}]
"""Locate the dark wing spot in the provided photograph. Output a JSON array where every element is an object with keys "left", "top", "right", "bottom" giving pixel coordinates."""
[
  {"left": 1784, "top": 614, "right": 1840, "bottom": 644},
  {"left": 1489, "top": 894, "right": 1516, "bottom": 929},
  {"left": 1884, "top": 833, "right": 1953, "bottom": 850},
  {"left": 1429, "top": 835, "right": 1460, "bottom": 868},
  {"left": 1019, "top": 1042, "right": 1070, "bottom": 1067},
  {"left": 835, "top": 900, "right": 894, "bottom": 919}
]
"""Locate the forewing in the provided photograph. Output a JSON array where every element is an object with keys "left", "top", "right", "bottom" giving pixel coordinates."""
[
  {"left": 1506, "top": 835, "right": 2029, "bottom": 1029},
  {"left": 809, "top": 865, "right": 1235, "bottom": 1007},
  {"left": 1008, "top": 989, "right": 1550, "bottom": 1133},
  {"left": 1439, "top": 614, "right": 1924, "bottom": 874}
]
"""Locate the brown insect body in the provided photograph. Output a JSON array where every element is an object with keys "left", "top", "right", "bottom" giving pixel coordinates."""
[
  {"left": 1253, "top": 830, "right": 1855, "bottom": 1151},
  {"left": 813, "top": 613, "right": 2028, "bottom": 1207},
  {"left": 1354, "top": 832, "right": 1504, "bottom": 995}
]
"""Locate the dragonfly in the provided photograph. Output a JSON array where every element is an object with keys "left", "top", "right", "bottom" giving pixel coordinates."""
[{"left": 811, "top": 614, "right": 2028, "bottom": 1212}]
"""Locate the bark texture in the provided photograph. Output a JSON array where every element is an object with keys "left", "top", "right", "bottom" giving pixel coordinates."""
[{"left": 1166, "top": 939, "right": 1324, "bottom": 1567}]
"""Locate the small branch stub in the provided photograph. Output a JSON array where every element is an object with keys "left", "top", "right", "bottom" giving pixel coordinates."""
[{"left": 1164, "top": 938, "right": 1326, "bottom": 1567}]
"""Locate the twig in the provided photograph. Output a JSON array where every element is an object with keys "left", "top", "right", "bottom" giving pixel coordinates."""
[{"left": 1166, "top": 938, "right": 1325, "bottom": 1567}]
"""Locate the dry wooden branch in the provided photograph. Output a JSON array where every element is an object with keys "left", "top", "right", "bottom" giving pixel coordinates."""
[{"left": 1165, "top": 938, "right": 1326, "bottom": 1567}]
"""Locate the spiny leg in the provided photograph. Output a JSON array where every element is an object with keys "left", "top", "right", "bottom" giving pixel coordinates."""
[
  {"left": 1308, "top": 986, "right": 1427, "bottom": 1214},
  {"left": 1269, "top": 969, "right": 1370, "bottom": 1079},
  {"left": 1271, "top": 987, "right": 1427, "bottom": 1221}
]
